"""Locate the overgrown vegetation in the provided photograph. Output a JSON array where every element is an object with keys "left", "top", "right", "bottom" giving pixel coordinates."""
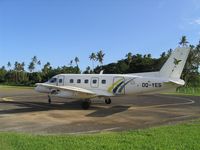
[
  {"left": 176, "top": 87, "right": 200, "bottom": 95},
  {"left": 0, "top": 36, "right": 199, "bottom": 86},
  {"left": 0, "top": 120, "right": 200, "bottom": 150}
]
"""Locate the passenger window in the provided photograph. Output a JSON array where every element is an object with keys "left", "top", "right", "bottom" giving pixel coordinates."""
[
  {"left": 84, "top": 79, "right": 89, "bottom": 84},
  {"left": 59, "top": 79, "right": 62, "bottom": 83},
  {"left": 102, "top": 79, "right": 106, "bottom": 84},
  {"left": 77, "top": 79, "right": 81, "bottom": 83},
  {"left": 93, "top": 79, "right": 97, "bottom": 84},
  {"left": 50, "top": 78, "right": 57, "bottom": 83},
  {"left": 70, "top": 79, "right": 74, "bottom": 83}
]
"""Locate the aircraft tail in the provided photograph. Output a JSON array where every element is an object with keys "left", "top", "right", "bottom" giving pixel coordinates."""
[{"left": 159, "top": 47, "right": 190, "bottom": 79}]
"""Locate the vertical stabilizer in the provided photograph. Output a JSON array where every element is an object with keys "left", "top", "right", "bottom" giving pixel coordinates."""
[{"left": 159, "top": 47, "right": 190, "bottom": 79}]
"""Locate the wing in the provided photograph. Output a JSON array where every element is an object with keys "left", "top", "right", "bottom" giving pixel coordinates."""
[{"left": 36, "top": 83, "right": 96, "bottom": 96}]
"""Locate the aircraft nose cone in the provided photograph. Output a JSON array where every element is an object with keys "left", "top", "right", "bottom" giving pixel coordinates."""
[
  {"left": 35, "top": 86, "right": 40, "bottom": 92},
  {"left": 35, "top": 85, "right": 50, "bottom": 93}
]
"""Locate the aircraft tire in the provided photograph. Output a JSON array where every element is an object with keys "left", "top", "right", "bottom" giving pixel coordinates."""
[
  {"left": 48, "top": 95, "right": 51, "bottom": 104},
  {"left": 81, "top": 100, "right": 91, "bottom": 110},
  {"left": 105, "top": 98, "right": 111, "bottom": 104}
]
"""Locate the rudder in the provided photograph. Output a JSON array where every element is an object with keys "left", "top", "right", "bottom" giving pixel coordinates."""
[{"left": 159, "top": 47, "right": 190, "bottom": 79}]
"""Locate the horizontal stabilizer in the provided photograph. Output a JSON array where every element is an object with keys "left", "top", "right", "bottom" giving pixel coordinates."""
[{"left": 164, "top": 78, "right": 185, "bottom": 86}]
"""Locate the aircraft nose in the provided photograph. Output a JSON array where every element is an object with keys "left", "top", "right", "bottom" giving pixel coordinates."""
[
  {"left": 35, "top": 85, "right": 41, "bottom": 92},
  {"left": 35, "top": 85, "right": 50, "bottom": 93}
]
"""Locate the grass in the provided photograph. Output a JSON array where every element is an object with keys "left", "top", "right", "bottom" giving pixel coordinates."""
[
  {"left": 0, "top": 120, "right": 200, "bottom": 150},
  {"left": 0, "top": 85, "right": 34, "bottom": 89},
  {"left": 164, "top": 87, "right": 200, "bottom": 96}
]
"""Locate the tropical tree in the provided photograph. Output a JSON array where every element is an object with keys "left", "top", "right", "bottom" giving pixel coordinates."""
[
  {"left": 32, "top": 56, "right": 38, "bottom": 64},
  {"left": 125, "top": 52, "right": 132, "bottom": 65},
  {"left": 28, "top": 62, "right": 35, "bottom": 72},
  {"left": 179, "top": 36, "right": 189, "bottom": 46},
  {"left": 37, "top": 60, "right": 41, "bottom": 65},
  {"left": 14, "top": 61, "right": 23, "bottom": 71},
  {"left": 69, "top": 60, "right": 73, "bottom": 67},
  {"left": 20, "top": 62, "right": 25, "bottom": 71},
  {"left": 84, "top": 66, "right": 91, "bottom": 74},
  {"left": 89, "top": 52, "right": 96, "bottom": 71},
  {"left": 74, "top": 57, "right": 79, "bottom": 66},
  {"left": 96, "top": 50, "right": 105, "bottom": 65},
  {"left": 31, "top": 56, "right": 41, "bottom": 71},
  {"left": 147, "top": 54, "right": 151, "bottom": 58},
  {"left": 7, "top": 62, "right": 11, "bottom": 70}
]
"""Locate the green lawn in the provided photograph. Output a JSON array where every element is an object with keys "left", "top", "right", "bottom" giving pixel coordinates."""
[
  {"left": 0, "top": 85, "right": 34, "bottom": 89},
  {"left": 0, "top": 120, "right": 200, "bottom": 150},
  {"left": 165, "top": 87, "right": 200, "bottom": 96}
]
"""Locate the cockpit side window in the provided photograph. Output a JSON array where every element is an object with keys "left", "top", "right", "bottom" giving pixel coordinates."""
[
  {"left": 59, "top": 79, "right": 62, "bottom": 83},
  {"left": 49, "top": 78, "right": 57, "bottom": 83}
]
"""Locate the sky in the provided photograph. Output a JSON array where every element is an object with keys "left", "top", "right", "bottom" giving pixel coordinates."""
[{"left": 0, "top": 0, "right": 200, "bottom": 71}]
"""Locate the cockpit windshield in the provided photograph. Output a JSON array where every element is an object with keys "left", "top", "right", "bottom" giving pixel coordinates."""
[{"left": 49, "top": 78, "right": 57, "bottom": 83}]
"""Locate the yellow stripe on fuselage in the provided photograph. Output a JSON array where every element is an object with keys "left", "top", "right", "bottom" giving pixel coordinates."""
[{"left": 107, "top": 79, "right": 123, "bottom": 93}]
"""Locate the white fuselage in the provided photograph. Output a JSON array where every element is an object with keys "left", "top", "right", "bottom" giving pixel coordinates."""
[{"left": 35, "top": 73, "right": 178, "bottom": 99}]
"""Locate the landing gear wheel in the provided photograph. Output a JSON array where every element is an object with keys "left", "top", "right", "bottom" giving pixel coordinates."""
[
  {"left": 48, "top": 95, "right": 51, "bottom": 104},
  {"left": 105, "top": 98, "right": 111, "bottom": 104},
  {"left": 81, "top": 99, "right": 91, "bottom": 110}
]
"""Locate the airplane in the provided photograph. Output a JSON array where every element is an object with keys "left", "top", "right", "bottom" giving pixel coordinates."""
[{"left": 35, "top": 46, "right": 190, "bottom": 109}]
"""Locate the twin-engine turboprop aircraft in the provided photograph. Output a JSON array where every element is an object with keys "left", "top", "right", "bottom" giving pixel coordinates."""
[{"left": 35, "top": 46, "right": 190, "bottom": 109}]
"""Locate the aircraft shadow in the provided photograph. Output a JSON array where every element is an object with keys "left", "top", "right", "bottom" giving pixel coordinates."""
[
  {"left": 0, "top": 101, "right": 130, "bottom": 117},
  {"left": 86, "top": 105, "right": 130, "bottom": 117},
  {"left": 0, "top": 101, "right": 86, "bottom": 114},
  {"left": 0, "top": 101, "right": 129, "bottom": 117}
]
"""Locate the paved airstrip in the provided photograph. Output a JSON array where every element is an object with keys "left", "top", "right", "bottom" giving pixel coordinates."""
[{"left": 0, "top": 88, "right": 199, "bottom": 134}]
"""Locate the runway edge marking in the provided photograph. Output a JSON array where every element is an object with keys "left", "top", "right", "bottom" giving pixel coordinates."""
[
  {"left": 1, "top": 95, "right": 53, "bottom": 109},
  {"left": 128, "top": 95, "right": 195, "bottom": 110},
  {"left": 68, "top": 127, "right": 121, "bottom": 135}
]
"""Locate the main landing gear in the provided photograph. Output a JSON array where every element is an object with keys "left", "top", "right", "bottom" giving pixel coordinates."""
[
  {"left": 81, "top": 98, "right": 111, "bottom": 109},
  {"left": 48, "top": 95, "right": 51, "bottom": 104},
  {"left": 105, "top": 98, "right": 111, "bottom": 104},
  {"left": 81, "top": 99, "right": 91, "bottom": 110}
]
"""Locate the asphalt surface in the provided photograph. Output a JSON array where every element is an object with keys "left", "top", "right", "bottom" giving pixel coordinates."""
[{"left": 0, "top": 88, "right": 199, "bottom": 134}]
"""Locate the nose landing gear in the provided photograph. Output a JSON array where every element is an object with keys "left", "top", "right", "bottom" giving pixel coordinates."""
[{"left": 48, "top": 95, "right": 51, "bottom": 104}]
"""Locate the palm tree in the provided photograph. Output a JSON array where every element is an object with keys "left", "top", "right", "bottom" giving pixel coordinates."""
[
  {"left": 89, "top": 52, "right": 96, "bottom": 71},
  {"left": 125, "top": 52, "right": 132, "bottom": 65},
  {"left": 160, "top": 52, "right": 166, "bottom": 58},
  {"left": 147, "top": 54, "right": 151, "bottom": 58},
  {"left": 179, "top": 36, "right": 189, "bottom": 46},
  {"left": 69, "top": 60, "right": 73, "bottom": 67},
  {"left": 96, "top": 50, "right": 105, "bottom": 65},
  {"left": 20, "top": 62, "right": 25, "bottom": 71},
  {"left": 32, "top": 56, "right": 38, "bottom": 64},
  {"left": 85, "top": 66, "right": 91, "bottom": 74},
  {"left": 28, "top": 62, "right": 35, "bottom": 72},
  {"left": 42, "top": 62, "right": 51, "bottom": 75},
  {"left": 37, "top": 60, "right": 41, "bottom": 65},
  {"left": 7, "top": 62, "right": 11, "bottom": 70},
  {"left": 14, "top": 61, "right": 19, "bottom": 71},
  {"left": 74, "top": 57, "right": 79, "bottom": 66}
]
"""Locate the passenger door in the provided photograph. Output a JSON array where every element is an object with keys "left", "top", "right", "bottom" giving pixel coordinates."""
[
  {"left": 113, "top": 77, "right": 125, "bottom": 95},
  {"left": 57, "top": 75, "right": 65, "bottom": 86}
]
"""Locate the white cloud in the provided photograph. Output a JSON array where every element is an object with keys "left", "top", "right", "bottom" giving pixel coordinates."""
[
  {"left": 194, "top": 18, "right": 200, "bottom": 25},
  {"left": 190, "top": 18, "right": 200, "bottom": 25}
]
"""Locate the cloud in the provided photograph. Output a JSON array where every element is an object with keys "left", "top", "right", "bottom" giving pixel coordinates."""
[
  {"left": 193, "top": 18, "right": 200, "bottom": 25},
  {"left": 190, "top": 18, "right": 200, "bottom": 25}
]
